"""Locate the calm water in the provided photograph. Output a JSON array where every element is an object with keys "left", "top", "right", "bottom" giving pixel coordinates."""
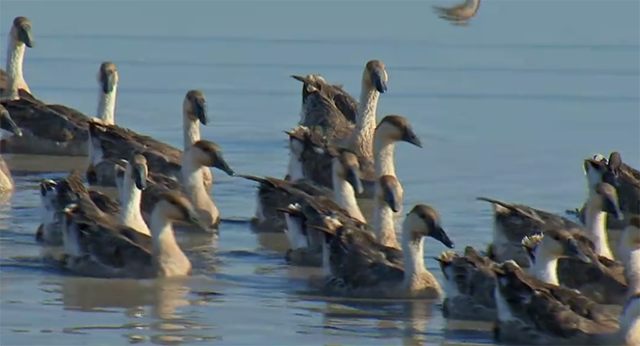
[{"left": 1, "top": 1, "right": 639, "bottom": 345}]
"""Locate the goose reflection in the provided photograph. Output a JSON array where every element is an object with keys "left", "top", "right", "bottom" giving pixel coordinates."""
[{"left": 432, "top": 0, "right": 481, "bottom": 26}]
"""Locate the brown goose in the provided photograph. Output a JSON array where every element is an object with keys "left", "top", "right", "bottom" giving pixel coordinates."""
[
  {"left": 313, "top": 204, "right": 454, "bottom": 299},
  {"left": 0, "top": 16, "right": 34, "bottom": 99},
  {"left": 432, "top": 0, "right": 482, "bottom": 26},
  {"left": 492, "top": 260, "right": 622, "bottom": 345},
  {"left": 86, "top": 90, "right": 213, "bottom": 188},
  {"left": 58, "top": 189, "right": 207, "bottom": 279},
  {"left": 436, "top": 229, "right": 592, "bottom": 321}
]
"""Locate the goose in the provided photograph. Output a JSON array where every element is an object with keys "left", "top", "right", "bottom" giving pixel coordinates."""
[
  {"left": 35, "top": 170, "right": 121, "bottom": 245},
  {"left": 277, "top": 174, "right": 401, "bottom": 267},
  {"left": 0, "top": 104, "right": 23, "bottom": 191},
  {"left": 478, "top": 181, "right": 622, "bottom": 267},
  {"left": 492, "top": 260, "right": 623, "bottom": 345},
  {"left": 436, "top": 228, "right": 592, "bottom": 321},
  {"left": 243, "top": 144, "right": 365, "bottom": 233},
  {"left": 522, "top": 219, "right": 634, "bottom": 305},
  {"left": 619, "top": 293, "right": 640, "bottom": 346},
  {"left": 85, "top": 90, "right": 213, "bottom": 189},
  {"left": 291, "top": 74, "right": 358, "bottom": 125},
  {"left": 432, "top": 0, "right": 481, "bottom": 25},
  {"left": 298, "top": 114, "right": 422, "bottom": 200},
  {"left": 94, "top": 62, "right": 119, "bottom": 125},
  {"left": 0, "top": 16, "right": 34, "bottom": 100},
  {"left": 138, "top": 139, "right": 235, "bottom": 231},
  {"left": 58, "top": 190, "right": 207, "bottom": 279},
  {"left": 113, "top": 154, "right": 151, "bottom": 235},
  {"left": 313, "top": 204, "right": 454, "bottom": 299},
  {"left": 293, "top": 61, "right": 397, "bottom": 198},
  {"left": 569, "top": 152, "right": 639, "bottom": 231}
]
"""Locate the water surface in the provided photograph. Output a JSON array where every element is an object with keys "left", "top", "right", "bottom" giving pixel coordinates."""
[{"left": 1, "top": 1, "right": 638, "bottom": 345}]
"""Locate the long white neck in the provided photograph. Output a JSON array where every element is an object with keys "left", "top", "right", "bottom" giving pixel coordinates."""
[
  {"left": 181, "top": 152, "right": 216, "bottom": 223},
  {"left": 619, "top": 295, "right": 640, "bottom": 346},
  {"left": 117, "top": 177, "right": 150, "bottom": 236},
  {"left": 149, "top": 207, "right": 189, "bottom": 276},
  {"left": 332, "top": 165, "right": 365, "bottom": 223},
  {"left": 0, "top": 157, "right": 14, "bottom": 192},
  {"left": 4, "top": 38, "right": 28, "bottom": 99},
  {"left": 96, "top": 87, "right": 117, "bottom": 125},
  {"left": 287, "top": 154, "right": 305, "bottom": 182},
  {"left": 373, "top": 195, "right": 399, "bottom": 248},
  {"left": 529, "top": 245, "right": 559, "bottom": 285},
  {"left": 183, "top": 115, "right": 200, "bottom": 150},
  {"left": 401, "top": 225, "right": 426, "bottom": 287},
  {"left": 348, "top": 83, "right": 379, "bottom": 158},
  {"left": 321, "top": 233, "right": 332, "bottom": 276},
  {"left": 373, "top": 137, "right": 396, "bottom": 178},
  {"left": 584, "top": 193, "right": 614, "bottom": 260},
  {"left": 625, "top": 248, "right": 640, "bottom": 295},
  {"left": 284, "top": 214, "right": 307, "bottom": 250}
]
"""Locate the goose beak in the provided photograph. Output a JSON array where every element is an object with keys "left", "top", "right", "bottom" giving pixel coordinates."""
[
  {"left": 192, "top": 97, "right": 209, "bottom": 125},
  {"left": 213, "top": 155, "right": 235, "bottom": 177},
  {"left": 371, "top": 67, "right": 387, "bottom": 93},
  {"left": 565, "top": 238, "right": 591, "bottom": 264},
  {"left": 18, "top": 23, "right": 34, "bottom": 48},
  {"left": 430, "top": 225, "right": 455, "bottom": 249},
  {"left": 132, "top": 163, "right": 148, "bottom": 190},
  {"left": 383, "top": 183, "right": 401, "bottom": 213},
  {"left": 345, "top": 167, "right": 364, "bottom": 195},
  {"left": 401, "top": 127, "right": 422, "bottom": 148},
  {"left": 186, "top": 210, "right": 209, "bottom": 233},
  {"left": 0, "top": 108, "right": 22, "bottom": 137},
  {"left": 101, "top": 70, "right": 117, "bottom": 94}
]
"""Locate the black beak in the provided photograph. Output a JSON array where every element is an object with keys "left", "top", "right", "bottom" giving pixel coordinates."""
[
  {"left": 345, "top": 167, "right": 364, "bottom": 195},
  {"left": 132, "top": 163, "right": 147, "bottom": 190},
  {"left": 18, "top": 24, "right": 34, "bottom": 48},
  {"left": 213, "top": 154, "right": 235, "bottom": 177},
  {"left": 383, "top": 184, "right": 401, "bottom": 213},
  {"left": 101, "top": 70, "right": 117, "bottom": 94},
  {"left": 602, "top": 191, "right": 623, "bottom": 220},
  {"left": 193, "top": 97, "right": 209, "bottom": 125},
  {"left": 371, "top": 67, "right": 387, "bottom": 93},
  {"left": 565, "top": 238, "right": 591, "bottom": 264},
  {"left": 430, "top": 225, "right": 455, "bottom": 249},
  {"left": 401, "top": 127, "right": 422, "bottom": 148},
  {"left": 0, "top": 108, "right": 23, "bottom": 137}
]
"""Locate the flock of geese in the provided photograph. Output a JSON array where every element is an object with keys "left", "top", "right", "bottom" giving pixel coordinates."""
[{"left": 0, "top": 11, "right": 639, "bottom": 346}]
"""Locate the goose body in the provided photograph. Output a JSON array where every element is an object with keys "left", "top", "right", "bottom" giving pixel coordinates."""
[
  {"left": 0, "top": 104, "right": 23, "bottom": 191},
  {"left": 58, "top": 189, "right": 207, "bottom": 279},
  {"left": 1, "top": 20, "right": 102, "bottom": 156},
  {"left": 493, "top": 261, "right": 621, "bottom": 345},
  {"left": 293, "top": 61, "right": 395, "bottom": 198},
  {"left": 315, "top": 204, "right": 454, "bottom": 299},
  {"left": 292, "top": 74, "right": 358, "bottom": 125},
  {"left": 437, "top": 229, "right": 592, "bottom": 321},
  {"left": 86, "top": 90, "right": 213, "bottom": 189}
]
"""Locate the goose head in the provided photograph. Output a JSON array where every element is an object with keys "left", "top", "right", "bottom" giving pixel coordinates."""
[
  {"left": 591, "top": 182, "right": 623, "bottom": 220},
  {"left": 377, "top": 175, "right": 402, "bottom": 212},
  {"left": 39, "top": 179, "right": 58, "bottom": 211},
  {"left": 0, "top": 105, "right": 22, "bottom": 139},
  {"left": 375, "top": 115, "right": 422, "bottom": 147},
  {"left": 125, "top": 154, "right": 148, "bottom": 190},
  {"left": 584, "top": 152, "right": 620, "bottom": 189},
  {"left": 189, "top": 140, "right": 235, "bottom": 176},
  {"left": 333, "top": 148, "right": 363, "bottom": 194},
  {"left": 404, "top": 204, "right": 454, "bottom": 248},
  {"left": 183, "top": 90, "right": 209, "bottom": 125},
  {"left": 364, "top": 60, "right": 388, "bottom": 93},
  {"left": 10, "top": 16, "right": 34, "bottom": 48},
  {"left": 97, "top": 62, "right": 118, "bottom": 94},
  {"left": 523, "top": 229, "right": 592, "bottom": 263},
  {"left": 154, "top": 191, "right": 208, "bottom": 232}
]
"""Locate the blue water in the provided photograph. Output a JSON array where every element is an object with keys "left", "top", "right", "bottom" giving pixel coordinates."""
[{"left": 0, "top": 1, "right": 638, "bottom": 345}]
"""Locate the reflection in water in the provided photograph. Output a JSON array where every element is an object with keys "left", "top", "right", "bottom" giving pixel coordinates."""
[
  {"left": 432, "top": 0, "right": 482, "bottom": 26},
  {"left": 316, "top": 300, "right": 438, "bottom": 346},
  {"left": 57, "top": 276, "right": 223, "bottom": 344}
]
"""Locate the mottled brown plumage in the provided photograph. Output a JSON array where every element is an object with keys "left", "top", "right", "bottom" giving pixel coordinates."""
[
  {"left": 432, "top": 0, "right": 481, "bottom": 26},
  {"left": 292, "top": 74, "right": 358, "bottom": 124}
]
